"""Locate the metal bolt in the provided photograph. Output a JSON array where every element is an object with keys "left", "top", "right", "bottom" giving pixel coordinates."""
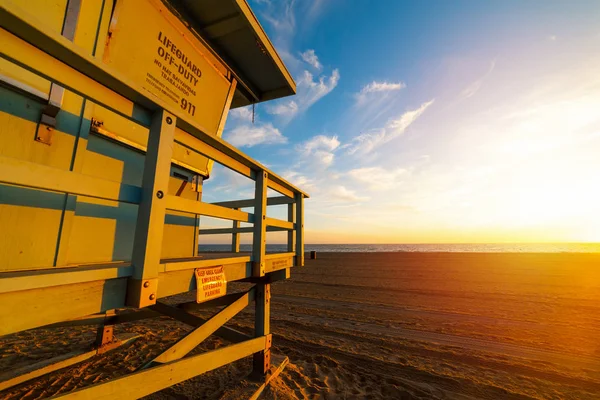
[
  {"left": 149, "top": 293, "right": 156, "bottom": 301},
  {"left": 156, "top": 190, "right": 164, "bottom": 199},
  {"left": 166, "top": 116, "right": 173, "bottom": 125},
  {"left": 262, "top": 215, "right": 266, "bottom": 220},
  {"left": 143, "top": 281, "right": 150, "bottom": 288}
]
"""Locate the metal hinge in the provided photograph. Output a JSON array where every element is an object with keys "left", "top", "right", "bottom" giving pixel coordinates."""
[{"left": 35, "top": 0, "right": 81, "bottom": 145}]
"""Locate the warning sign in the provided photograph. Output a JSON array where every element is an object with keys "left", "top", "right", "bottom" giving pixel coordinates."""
[
  {"left": 195, "top": 266, "right": 227, "bottom": 303},
  {"left": 104, "top": 0, "right": 232, "bottom": 134}
]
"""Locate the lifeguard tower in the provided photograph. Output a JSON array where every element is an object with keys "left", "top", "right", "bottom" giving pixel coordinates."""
[{"left": 0, "top": 0, "right": 306, "bottom": 397}]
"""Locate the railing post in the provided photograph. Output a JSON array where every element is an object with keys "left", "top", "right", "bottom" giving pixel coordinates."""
[
  {"left": 127, "top": 110, "right": 175, "bottom": 308},
  {"left": 252, "top": 170, "right": 267, "bottom": 277},
  {"left": 231, "top": 208, "right": 240, "bottom": 252},
  {"left": 253, "top": 283, "right": 271, "bottom": 376},
  {"left": 287, "top": 202, "right": 296, "bottom": 252},
  {"left": 295, "top": 193, "right": 304, "bottom": 267},
  {"left": 252, "top": 170, "right": 270, "bottom": 376}
]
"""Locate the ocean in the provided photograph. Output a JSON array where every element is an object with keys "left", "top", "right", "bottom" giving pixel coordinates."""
[{"left": 198, "top": 243, "right": 600, "bottom": 253}]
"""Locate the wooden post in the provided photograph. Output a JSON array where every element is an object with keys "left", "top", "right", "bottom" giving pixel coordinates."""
[
  {"left": 252, "top": 283, "right": 271, "bottom": 376},
  {"left": 252, "top": 171, "right": 267, "bottom": 277},
  {"left": 295, "top": 193, "right": 304, "bottom": 267},
  {"left": 232, "top": 208, "right": 240, "bottom": 252},
  {"left": 127, "top": 110, "right": 176, "bottom": 308},
  {"left": 287, "top": 202, "right": 296, "bottom": 253}
]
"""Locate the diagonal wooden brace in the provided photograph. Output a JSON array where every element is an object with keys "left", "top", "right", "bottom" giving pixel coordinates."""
[{"left": 143, "top": 288, "right": 256, "bottom": 368}]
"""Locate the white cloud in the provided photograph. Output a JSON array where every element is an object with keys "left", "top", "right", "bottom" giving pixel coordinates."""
[
  {"left": 224, "top": 123, "right": 287, "bottom": 147},
  {"left": 355, "top": 81, "right": 406, "bottom": 104},
  {"left": 228, "top": 106, "right": 254, "bottom": 122},
  {"left": 329, "top": 185, "right": 369, "bottom": 202},
  {"left": 347, "top": 167, "right": 407, "bottom": 191},
  {"left": 266, "top": 100, "right": 298, "bottom": 116},
  {"left": 296, "top": 135, "right": 340, "bottom": 168},
  {"left": 282, "top": 171, "right": 317, "bottom": 192},
  {"left": 267, "top": 69, "right": 340, "bottom": 120},
  {"left": 345, "top": 99, "right": 434, "bottom": 155},
  {"left": 460, "top": 59, "right": 496, "bottom": 99},
  {"left": 300, "top": 49, "right": 322, "bottom": 70},
  {"left": 300, "top": 135, "right": 340, "bottom": 153}
]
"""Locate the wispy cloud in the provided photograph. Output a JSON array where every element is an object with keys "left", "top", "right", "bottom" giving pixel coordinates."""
[
  {"left": 297, "top": 134, "right": 340, "bottom": 168},
  {"left": 267, "top": 68, "right": 340, "bottom": 120},
  {"left": 347, "top": 167, "right": 408, "bottom": 191},
  {"left": 266, "top": 101, "right": 298, "bottom": 116},
  {"left": 355, "top": 81, "right": 406, "bottom": 105},
  {"left": 228, "top": 106, "right": 254, "bottom": 122},
  {"left": 282, "top": 170, "right": 317, "bottom": 192},
  {"left": 224, "top": 123, "right": 287, "bottom": 147},
  {"left": 460, "top": 59, "right": 496, "bottom": 99},
  {"left": 344, "top": 99, "right": 434, "bottom": 155},
  {"left": 300, "top": 49, "right": 322, "bottom": 70},
  {"left": 328, "top": 185, "right": 370, "bottom": 202}
]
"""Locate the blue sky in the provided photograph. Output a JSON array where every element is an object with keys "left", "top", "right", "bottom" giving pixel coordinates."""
[{"left": 202, "top": 0, "right": 600, "bottom": 244}]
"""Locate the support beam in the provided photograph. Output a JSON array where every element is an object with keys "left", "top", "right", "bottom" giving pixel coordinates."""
[
  {"left": 53, "top": 336, "right": 269, "bottom": 400},
  {"left": 177, "top": 292, "right": 247, "bottom": 312},
  {"left": 265, "top": 217, "right": 294, "bottom": 230},
  {"left": 146, "top": 288, "right": 255, "bottom": 367},
  {"left": 0, "top": 334, "right": 140, "bottom": 392},
  {"left": 212, "top": 196, "right": 294, "bottom": 209},
  {"left": 252, "top": 171, "right": 267, "bottom": 277},
  {"left": 249, "top": 356, "right": 289, "bottom": 400},
  {"left": 253, "top": 283, "right": 271, "bottom": 376},
  {"left": 198, "top": 226, "right": 287, "bottom": 235},
  {"left": 165, "top": 196, "right": 253, "bottom": 222},
  {"left": 150, "top": 301, "right": 251, "bottom": 343},
  {"left": 295, "top": 193, "right": 305, "bottom": 267},
  {"left": 128, "top": 110, "right": 176, "bottom": 308},
  {"left": 232, "top": 208, "right": 241, "bottom": 252},
  {"left": 287, "top": 202, "right": 296, "bottom": 252}
]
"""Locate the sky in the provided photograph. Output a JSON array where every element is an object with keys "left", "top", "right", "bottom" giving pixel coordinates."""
[{"left": 201, "top": 0, "right": 600, "bottom": 244}]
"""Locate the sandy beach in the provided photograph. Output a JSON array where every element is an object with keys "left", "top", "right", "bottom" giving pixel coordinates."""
[{"left": 1, "top": 252, "right": 600, "bottom": 399}]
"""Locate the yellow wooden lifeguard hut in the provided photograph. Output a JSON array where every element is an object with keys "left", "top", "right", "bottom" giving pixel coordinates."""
[{"left": 0, "top": 0, "right": 306, "bottom": 397}]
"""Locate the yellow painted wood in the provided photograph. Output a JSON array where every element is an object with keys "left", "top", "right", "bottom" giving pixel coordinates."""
[
  {"left": 213, "top": 196, "right": 294, "bottom": 209},
  {"left": 0, "top": 349, "right": 97, "bottom": 392},
  {"left": 287, "top": 202, "right": 296, "bottom": 252},
  {"left": 165, "top": 195, "right": 253, "bottom": 222},
  {"left": 295, "top": 194, "right": 305, "bottom": 267},
  {"left": 0, "top": 333, "right": 139, "bottom": 392},
  {"left": 0, "top": 109, "right": 75, "bottom": 170},
  {"left": 53, "top": 337, "right": 268, "bottom": 399},
  {"left": 0, "top": 277, "right": 127, "bottom": 336},
  {"left": 0, "top": 0, "right": 66, "bottom": 96},
  {"left": 103, "top": 0, "right": 230, "bottom": 134},
  {"left": 231, "top": 208, "right": 241, "bottom": 252},
  {"left": 55, "top": 101, "right": 94, "bottom": 267},
  {"left": 93, "top": 0, "right": 114, "bottom": 59},
  {"left": 0, "top": 26, "right": 135, "bottom": 117},
  {"left": 150, "top": 289, "right": 255, "bottom": 365},
  {"left": 0, "top": 197, "right": 63, "bottom": 271},
  {"left": 0, "top": 21, "right": 309, "bottom": 197},
  {"left": 73, "top": 0, "right": 105, "bottom": 53},
  {"left": 253, "top": 171, "right": 267, "bottom": 276},
  {"left": 0, "top": 156, "right": 141, "bottom": 202},
  {"left": 0, "top": 263, "right": 132, "bottom": 294},
  {"left": 265, "top": 216, "right": 294, "bottom": 230},
  {"left": 149, "top": 302, "right": 251, "bottom": 343},
  {"left": 249, "top": 356, "right": 289, "bottom": 400},
  {"left": 130, "top": 110, "right": 176, "bottom": 283}
]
